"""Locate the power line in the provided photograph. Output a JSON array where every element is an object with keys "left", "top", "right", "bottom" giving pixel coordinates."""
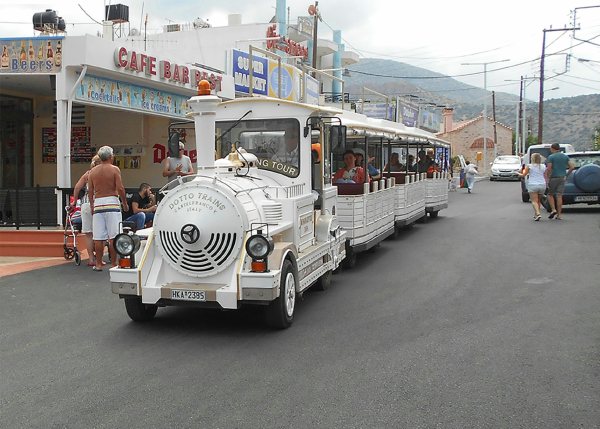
[{"left": 346, "top": 34, "right": 600, "bottom": 81}]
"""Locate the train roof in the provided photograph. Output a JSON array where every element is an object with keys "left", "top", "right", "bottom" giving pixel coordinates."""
[
  {"left": 336, "top": 110, "right": 450, "bottom": 148},
  {"left": 219, "top": 96, "right": 339, "bottom": 116},
  {"left": 218, "top": 96, "right": 450, "bottom": 148}
]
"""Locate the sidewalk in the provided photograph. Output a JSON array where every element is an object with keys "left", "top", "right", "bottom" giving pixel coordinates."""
[{"left": 0, "top": 255, "right": 78, "bottom": 279}]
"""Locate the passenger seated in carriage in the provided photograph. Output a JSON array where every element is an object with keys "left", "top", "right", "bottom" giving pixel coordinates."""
[
  {"left": 355, "top": 152, "right": 381, "bottom": 180},
  {"left": 383, "top": 152, "right": 404, "bottom": 172},
  {"left": 414, "top": 149, "right": 439, "bottom": 176},
  {"left": 333, "top": 150, "right": 367, "bottom": 184}
]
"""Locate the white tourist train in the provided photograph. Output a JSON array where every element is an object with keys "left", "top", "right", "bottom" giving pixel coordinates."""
[{"left": 109, "top": 88, "right": 450, "bottom": 328}]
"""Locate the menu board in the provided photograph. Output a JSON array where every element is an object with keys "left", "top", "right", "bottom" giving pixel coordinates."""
[
  {"left": 71, "top": 127, "right": 93, "bottom": 162},
  {"left": 42, "top": 126, "right": 93, "bottom": 163},
  {"left": 42, "top": 127, "right": 57, "bottom": 163}
]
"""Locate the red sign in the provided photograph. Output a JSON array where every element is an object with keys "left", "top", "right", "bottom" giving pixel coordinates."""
[
  {"left": 266, "top": 24, "right": 309, "bottom": 59},
  {"left": 114, "top": 47, "right": 222, "bottom": 91},
  {"left": 153, "top": 143, "right": 197, "bottom": 164}
]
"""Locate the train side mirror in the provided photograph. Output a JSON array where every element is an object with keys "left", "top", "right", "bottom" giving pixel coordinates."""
[
  {"left": 329, "top": 125, "right": 347, "bottom": 150},
  {"left": 168, "top": 131, "right": 180, "bottom": 157}
]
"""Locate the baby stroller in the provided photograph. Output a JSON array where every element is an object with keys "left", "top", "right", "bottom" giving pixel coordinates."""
[{"left": 64, "top": 196, "right": 82, "bottom": 265}]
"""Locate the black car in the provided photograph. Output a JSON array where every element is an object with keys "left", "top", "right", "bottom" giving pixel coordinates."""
[
  {"left": 561, "top": 151, "right": 600, "bottom": 206},
  {"left": 521, "top": 151, "right": 600, "bottom": 207}
]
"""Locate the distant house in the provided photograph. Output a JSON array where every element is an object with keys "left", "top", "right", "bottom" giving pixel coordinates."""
[{"left": 437, "top": 108, "right": 513, "bottom": 167}]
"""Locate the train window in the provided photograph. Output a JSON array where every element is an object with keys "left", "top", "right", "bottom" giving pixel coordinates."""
[{"left": 216, "top": 118, "right": 300, "bottom": 178}]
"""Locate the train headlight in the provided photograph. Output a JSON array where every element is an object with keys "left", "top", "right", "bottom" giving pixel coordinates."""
[
  {"left": 245, "top": 234, "right": 273, "bottom": 260},
  {"left": 114, "top": 233, "right": 141, "bottom": 257}
]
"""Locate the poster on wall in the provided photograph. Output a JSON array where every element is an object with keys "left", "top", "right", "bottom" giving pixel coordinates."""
[
  {"left": 42, "top": 126, "right": 93, "bottom": 163},
  {"left": 1, "top": 37, "right": 63, "bottom": 73},
  {"left": 113, "top": 146, "right": 143, "bottom": 169},
  {"left": 75, "top": 74, "right": 192, "bottom": 118}
]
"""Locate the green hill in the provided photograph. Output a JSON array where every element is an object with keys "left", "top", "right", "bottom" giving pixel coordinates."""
[{"left": 345, "top": 58, "right": 599, "bottom": 150}]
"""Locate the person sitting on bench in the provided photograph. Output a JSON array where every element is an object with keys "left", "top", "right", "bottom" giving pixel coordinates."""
[{"left": 123, "top": 183, "right": 157, "bottom": 230}]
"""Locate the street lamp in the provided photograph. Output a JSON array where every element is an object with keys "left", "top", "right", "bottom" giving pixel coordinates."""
[{"left": 462, "top": 59, "right": 510, "bottom": 173}]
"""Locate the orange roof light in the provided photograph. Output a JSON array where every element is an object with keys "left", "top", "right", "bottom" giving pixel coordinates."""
[{"left": 198, "top": 79, "right": 211, "bottom": 96}]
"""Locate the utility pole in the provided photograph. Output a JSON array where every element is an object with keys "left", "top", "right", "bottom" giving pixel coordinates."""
[
  {"left": 462, "top": 59, "right": 509, "bottom": 173},
  {"left": 538, "top": 26, "right": 578, "bottom": 144},
  {"left": 517, "top": 77, "right": 523, "bottom": 155},
  {"left": 492, "top": 91, "right": 498, "bottom": 157},
  {"left": 311, "top": 1, "right": 319, "bottom": 72}
]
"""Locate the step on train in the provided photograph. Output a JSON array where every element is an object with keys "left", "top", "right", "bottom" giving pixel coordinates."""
[{"left": 109, "top": 89, "right": 451, "bottom": 328}]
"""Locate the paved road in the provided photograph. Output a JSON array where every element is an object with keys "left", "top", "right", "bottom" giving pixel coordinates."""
[{"left": 1, "top": 181, "right": 599, "bottom": 428}]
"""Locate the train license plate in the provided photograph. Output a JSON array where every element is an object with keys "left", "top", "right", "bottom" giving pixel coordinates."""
[
  {"left": 171, "top": 289, "right": 206, "bottom": 301},
  {"left": 574, "top": 195, "right": 598, "bottom": 202}
]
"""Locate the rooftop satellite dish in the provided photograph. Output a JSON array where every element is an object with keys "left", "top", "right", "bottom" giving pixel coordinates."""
[{"left": 308, "top": 4, "right": 317, "bottom": 16}]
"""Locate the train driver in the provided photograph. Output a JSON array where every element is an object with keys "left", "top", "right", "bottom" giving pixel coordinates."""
[
  {"left": 333, "top": 150, "right": 367, "bottom": 184},
  {"left": 271, "top": 127, "right": 299, "bottom": 165}
]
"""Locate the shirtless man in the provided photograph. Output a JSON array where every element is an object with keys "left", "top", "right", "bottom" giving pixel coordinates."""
[{"left": 88, "top": 146, "right": 128, "bottom": 270}]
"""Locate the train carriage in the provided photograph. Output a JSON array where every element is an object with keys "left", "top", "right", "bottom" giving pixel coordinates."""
[{"left": 109, "top": 89, "right": 450, "bottom": 328}]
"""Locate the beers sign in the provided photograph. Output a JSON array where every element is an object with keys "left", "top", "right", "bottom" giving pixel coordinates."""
[
  {"left": 114, "top": 47, "right": 222, "bottom": 91},
  {"left": 0, "top": 37, "right": 63, "bottom": 73}
]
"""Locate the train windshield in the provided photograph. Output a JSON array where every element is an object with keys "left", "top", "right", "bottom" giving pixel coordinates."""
[{"left": 216, "top": 118, "right": 300, "bottom": 178}]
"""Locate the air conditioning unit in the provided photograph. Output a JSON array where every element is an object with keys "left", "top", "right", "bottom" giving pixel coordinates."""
[{"left": 105, "top": 4, "right": 129, "bottom": 23}]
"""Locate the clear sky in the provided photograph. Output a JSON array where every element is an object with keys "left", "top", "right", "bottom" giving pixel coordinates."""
[{"left": 1, "top": 0, "right": 599, "bottom": 100}]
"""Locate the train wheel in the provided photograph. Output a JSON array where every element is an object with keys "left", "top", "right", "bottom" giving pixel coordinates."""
[
  {"left": 314, "top": 269, "right": 332, "bottom": 291},
  {"left": 124, "top": 297, "right": 157, "bottom": 322},
  {"left": 265, "top": 259, "right": 295, "bottom": 329},
  {"left": 342, "top": 249, "right": 357, "bottom": 269},
  {"left": 429, "top": 210, "right": 439, "bottom": 218}
]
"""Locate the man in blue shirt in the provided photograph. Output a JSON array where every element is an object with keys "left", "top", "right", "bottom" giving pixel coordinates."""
[{"left": 545, "top": 143, "right": 574, "bottom": 220}]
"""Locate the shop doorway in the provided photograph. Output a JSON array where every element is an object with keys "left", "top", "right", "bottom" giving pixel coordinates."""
[{"left": 0, "top": 95, "right": 33, "bottom": 188}]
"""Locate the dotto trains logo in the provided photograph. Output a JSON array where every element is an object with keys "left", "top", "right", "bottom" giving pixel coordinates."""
[{"left": 168, "top": 191, "right": 226, "bottom": 214}]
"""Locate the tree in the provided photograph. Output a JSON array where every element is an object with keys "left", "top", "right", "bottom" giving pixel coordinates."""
[
  {"left": 593, "top": 126, "right": 600, "bottom": 151},
  {"left": 525, "top": 134, "right": 538, "bottom": 149}
]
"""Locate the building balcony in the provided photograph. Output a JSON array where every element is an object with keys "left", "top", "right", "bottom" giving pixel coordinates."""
[
  {"left": 341, "top": 50, "right": 360, "bottom": 66},
  {"left": 316, "top": 38, "right": 337, "bottom": 57}
]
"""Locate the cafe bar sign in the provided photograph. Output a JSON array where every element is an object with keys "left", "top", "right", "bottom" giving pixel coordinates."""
[{"left": 114, "top": 47, "right": 222, "bottom": 92}]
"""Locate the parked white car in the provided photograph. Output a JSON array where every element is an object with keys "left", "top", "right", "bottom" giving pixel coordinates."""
[{"left": 490, "top": 155, "right": 522, "bottom": 181}]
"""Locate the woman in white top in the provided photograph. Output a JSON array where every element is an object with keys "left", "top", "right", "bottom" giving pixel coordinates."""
[{"left": 519, "top": 152, "right": 547, "bottom": 221}]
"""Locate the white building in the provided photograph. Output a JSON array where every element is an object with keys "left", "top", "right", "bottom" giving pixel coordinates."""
[{"left": 0, "top": 1, "right": 358, "bottom": 227}]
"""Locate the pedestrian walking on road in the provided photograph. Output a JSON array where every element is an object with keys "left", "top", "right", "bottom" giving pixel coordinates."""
[
  {"left": 545, "top": 143, "right": 575, "bottom": 220},
  {"left": 464, "top": 161, "right": 479, "bottom": 193},
  {"left": 88, "top": 146, "right": 129, "bottom": 270},
  {"left": 71, "top": 155, "right": 102, "bottom": 265},
  {"left": 519, "top": 153, "right": 547, "bottom": 221}
]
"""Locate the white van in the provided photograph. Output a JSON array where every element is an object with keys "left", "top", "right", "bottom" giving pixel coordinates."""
[
  {"left": 520, "top": 143, "right": 575, "bottom": 202},
  {"left": 523, "top": 143, "right": 575, "bottom": 165}
]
